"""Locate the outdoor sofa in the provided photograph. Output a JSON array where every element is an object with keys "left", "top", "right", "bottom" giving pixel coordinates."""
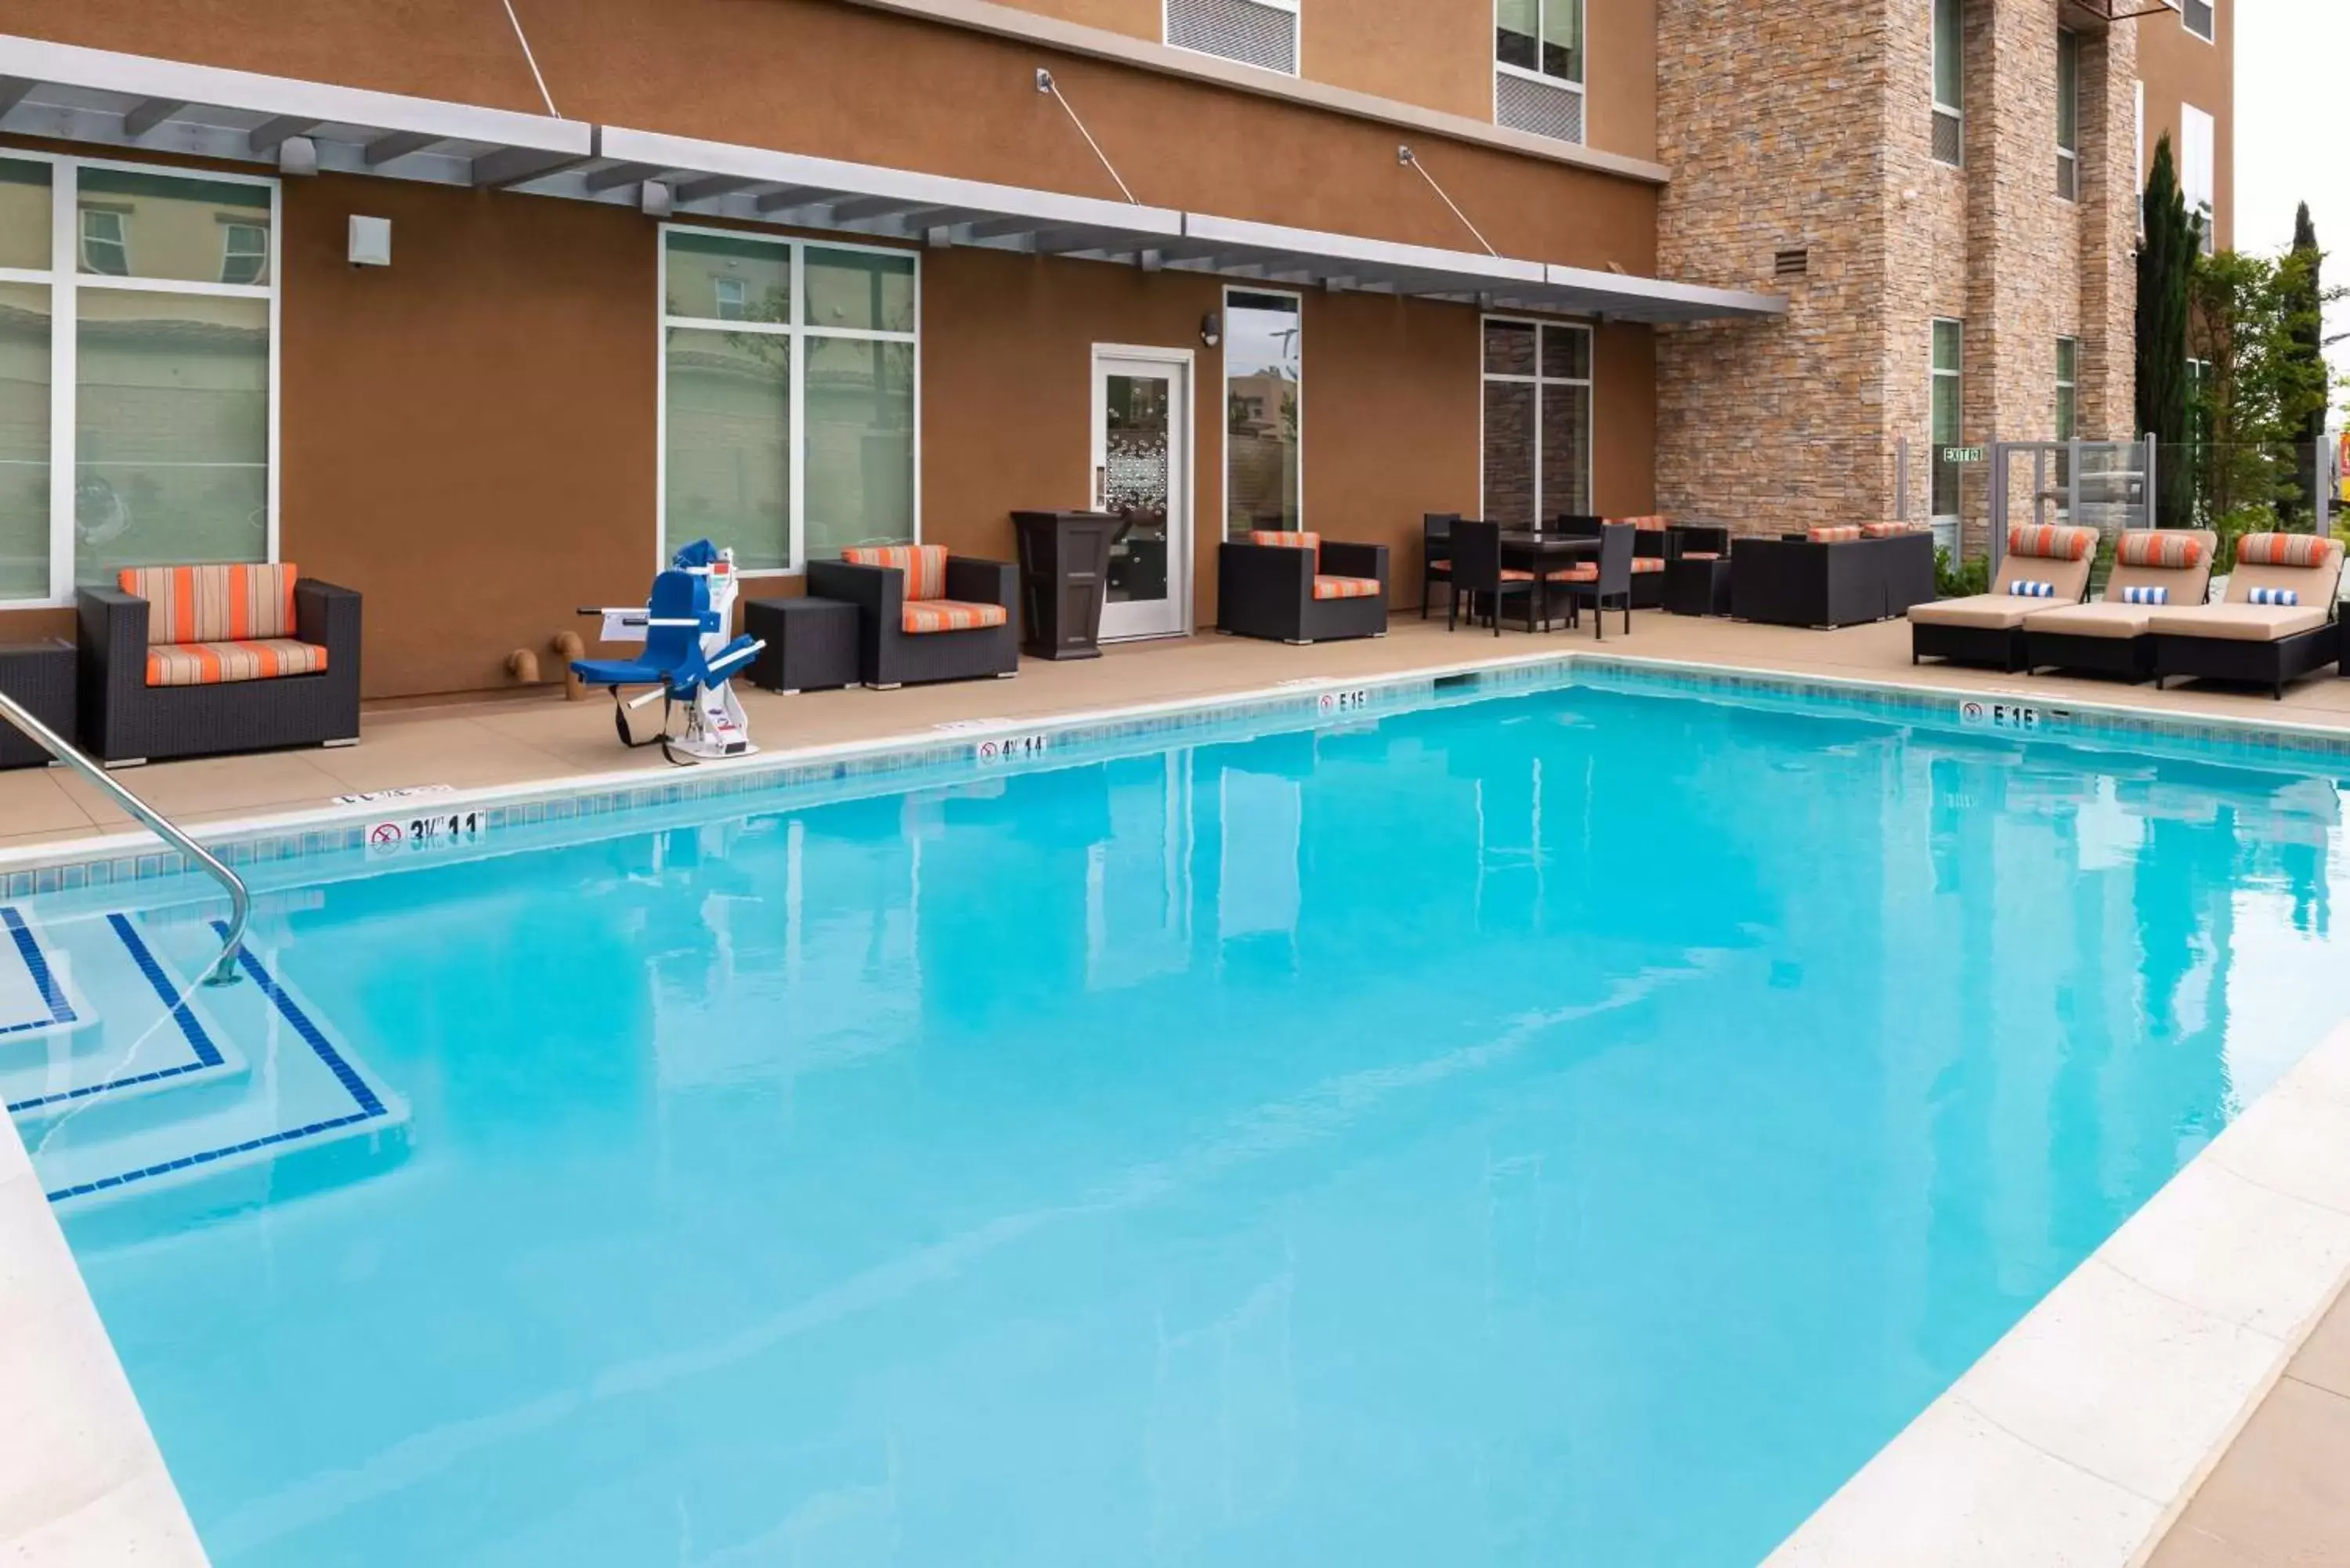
[
  {"left": 2148, "top": 533, "right": 2345, "bottom": 699},
  {"left": 1908, "top": 522, "right": 2100, "bottom": 671},
  {"left": 1218, "top": 529, "right": 1389, "bottom": 644},
  {"left": 804, "top": 544, "right": 1019, "bottom": 688},
  {"left": 78, "top": 562, "right": 360, "bottom": 765},
  {"left": 2019, "top": 528, "right": 2219, "bottom": 681},
  {"left": 1733, "top": 523, "right": 1936, "bottom": 629}
]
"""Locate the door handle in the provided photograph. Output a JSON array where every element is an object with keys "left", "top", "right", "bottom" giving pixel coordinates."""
[{"left": 1094, "top": 464, "right": 1108, "bottom": 509}]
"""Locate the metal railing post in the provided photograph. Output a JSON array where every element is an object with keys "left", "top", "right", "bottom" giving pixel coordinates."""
[{"left": 0, "top": 692, "right": 247, "bottom": 986}]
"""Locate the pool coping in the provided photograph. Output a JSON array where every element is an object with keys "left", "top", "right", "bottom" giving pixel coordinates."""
[{"left": 5, "top": 647, "right": 2350, "bottom": 1565}]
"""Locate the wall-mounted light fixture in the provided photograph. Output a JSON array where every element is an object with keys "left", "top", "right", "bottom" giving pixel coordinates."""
[
  {"left": 1200, "top": 310, "right": 1221, "bottom": 349},
  {"left": 640, "top": 179, "right": 673, "bottom": 219},
  {"left": 347, "top": 215, "right": 392, "bottom": 267}
]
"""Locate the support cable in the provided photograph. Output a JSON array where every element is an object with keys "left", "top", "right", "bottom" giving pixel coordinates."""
[
  {"left": 1397, "top": 144, "right": 1499, "bottom": 258},
  {"left": 1036, "top": 68, "right": 1139, "bottom": 204}
]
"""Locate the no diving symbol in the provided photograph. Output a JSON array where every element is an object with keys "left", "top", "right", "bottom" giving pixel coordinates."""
[
  {"left": 368, "top": 822, "right": 405, "bottom": 848},
  {"left": 976, "top": 739, "right": 1000, "bottom": 761}
]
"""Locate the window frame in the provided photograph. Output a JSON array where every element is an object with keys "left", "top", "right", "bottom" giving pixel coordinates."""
[
  {"left": 2180, "top": 0, "right": 2214, "bottom": 45},
  {"left": 0, "top": 149, "right": 281, "bottom": 610},
  {"left": 2055, "top": 336, "right": 2078, "bottom": 442},
  {"left": 655, "top": 222, "right": 923, "bottom": 577},
  {"left": 219, "top": 219, "right": 269, "bottom": 287},
  {"left": 2055, "top": 27, "right": 2079, "bottom": 203},
  {"left": 1162, "top": 0, "right": 1302, "bottom": 78},
  {"left": 1219, "top": 283, "right": 1306, "bottom": 542},
  {"left": 1931, "top": 0, "right": 1964, "bottom": 167},
  {"left": 1477, "top": 313, "right": 1594, "bottom": 527},
  {"left": 1930, "top": 317, "right": 1964, "bottom": 524},
  {"left": 1494, "top": 0, "right": 1586, "bottom": 89}
]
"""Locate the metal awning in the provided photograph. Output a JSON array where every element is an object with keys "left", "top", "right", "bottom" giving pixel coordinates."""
[
  {"left": 0, "top": 33, "right": 593, "bottom": 186},
  {"left": 0, "top": 34, "right": 1783, "bottom": 324}
]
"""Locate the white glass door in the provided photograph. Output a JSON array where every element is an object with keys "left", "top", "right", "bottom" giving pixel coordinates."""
[{"left": 1092, "top": 349, "right": 1191, "bottom": 641}]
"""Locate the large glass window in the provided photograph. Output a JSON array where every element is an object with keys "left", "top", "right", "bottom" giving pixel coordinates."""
[
  {"left": 2055, "top": 29, "right": 2079, "bottom": 201},
  {"left": 0, "top": 154, "right": 277, "bottom": 605},
  {"left": 2181, "top": 103, "right": 2216, "bottom": 255},
  {"left": 660, "top": 228, "right": 917, "bottom": 572},
  {"left": 1932, "top": 319, "right": 1964, "bottom": 519},
  {"left": 1496, "top": 0, "right": 1582, "bottom": 85},
  {"left": 1932, "top": 0, "right": 1964, "bottom": 166},
  {"left": 1481, "top": 318, "right": 1590, "bottom": 527},
  {"left": 2055, "top": 337, "right": 2078, "bottom": 443},
  {"left": 1223, "top": 289, "right": 1301, "bottom": 540}
]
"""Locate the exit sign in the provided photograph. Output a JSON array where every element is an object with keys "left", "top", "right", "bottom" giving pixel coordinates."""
[{"left": 1941, "top": 445, "right": 1987, "bottom": 464}]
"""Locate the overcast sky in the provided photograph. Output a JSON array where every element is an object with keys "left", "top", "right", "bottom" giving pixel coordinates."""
[{"left": 2235, "top": 0, "right": 2350, "bottom": 399}]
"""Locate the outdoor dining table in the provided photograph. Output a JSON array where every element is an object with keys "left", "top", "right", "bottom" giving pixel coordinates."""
[{"left": 1497, "top": 530, "right": 1600, "bottom": 630}]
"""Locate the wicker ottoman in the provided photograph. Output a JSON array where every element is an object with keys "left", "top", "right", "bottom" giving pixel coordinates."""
[
  {"left": 743, "top": 597, "right": 860, "bottom": 694},
  {"left": 0, "top": 639, "right": 75, "bottom": 768}
]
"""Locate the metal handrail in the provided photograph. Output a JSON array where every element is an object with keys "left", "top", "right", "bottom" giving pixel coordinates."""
[{"left": 0, "top": 691, "right": 247, "bottom": 987}]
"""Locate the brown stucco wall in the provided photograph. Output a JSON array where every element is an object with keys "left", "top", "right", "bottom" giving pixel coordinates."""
[{"left": 2137, "top": 2, "right": 2233, "bottom": 251}]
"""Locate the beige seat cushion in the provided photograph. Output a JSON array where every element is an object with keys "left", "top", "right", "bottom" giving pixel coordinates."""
[
  {"left": 2143, "top": 603, "right": 2329, "bottom": 641},
  {"left": 1908, "top": 593, "right": 2074, "bottom": 630},
  {"left": 2025, "top": 602, "right": 2159, "bottom": 639}
]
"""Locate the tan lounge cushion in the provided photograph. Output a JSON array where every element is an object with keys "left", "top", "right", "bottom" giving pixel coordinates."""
[
  {"left": 2025, "top": 602, "right": 2158, "bottom": 640},
  {"left": 1908, "top": 593, "right": 2074, "bottom": 630},
  {"left": 2144, "top": 603, "right": 2330, "bottom": 641}
]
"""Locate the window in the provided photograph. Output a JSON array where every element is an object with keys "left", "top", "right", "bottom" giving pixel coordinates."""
[
  {"left": 0, "top": 154, "right": 277, "bottom": 606},
  {"left": 2182, "top": 0, "right": 2214, "bottom": 44},
  {"left": 2055, "top": 30, "right": 2079, "bottom": 201},
  {"left": 1495, "top": 0, "right": 1585, "bottom": 145},
  {"left": 2181, "top": 102, "right": 2215, "bottom": 255},
  {"left": 1932, "top": 0, "right": 1963, "bottom": 166},
  {"left": 78, "top": 208, "right": 128, "bottom": 276},
  {"left": 1224, "top": 289, "right": 1301, "bottom": 539},
  {"left": 2055, "top": 338, "right": 2078, "bottom": 443},
  {"left": 1165, "top": 0, "right": 1298, "bottom": 74},
  {"left": 660, "top": 227, "right": 917, "bottom": 573},
  {"left": 1931, "top": 319, "right": 1963, "bottom": 520},
  {"left": 1480, "top": 318, "right": 1590, "bottom": 527},
  {"left": 219, "top": 221, "right": 269, "bottom": 286}
]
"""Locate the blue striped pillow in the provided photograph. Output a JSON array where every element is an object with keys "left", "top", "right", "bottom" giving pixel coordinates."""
[
  {"left": 2121, "top": 585, "right": 2168, "bottom": 605},
  {"left": 2249, "top": 587, "right": 2300, "bottom": 606},
  {"left": 2007, "top": 580, "right": 2055, "bottom": 598}
]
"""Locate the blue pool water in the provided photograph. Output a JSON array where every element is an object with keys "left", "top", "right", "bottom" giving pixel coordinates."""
[{"left": 21, "top": 675, "right": 2350, "bottom": 1566}]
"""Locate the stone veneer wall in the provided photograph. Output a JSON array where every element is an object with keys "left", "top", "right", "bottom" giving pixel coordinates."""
[{"left": 1658, "top": 0, "right": 2140, "bottom": 555}]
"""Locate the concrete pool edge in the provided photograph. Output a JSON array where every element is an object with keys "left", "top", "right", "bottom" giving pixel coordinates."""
[
  {"left": 1762, "top": 1017, "right": 2350, "bottom": 1568},
  {"left": 0, "top": 1104, "right": 208, "bottom": 1565},
  {"left": 5, "top": 647, "right": 2350, "bottom": 1564}
]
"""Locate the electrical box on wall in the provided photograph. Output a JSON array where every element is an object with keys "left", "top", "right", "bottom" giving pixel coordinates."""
[{"left": 348, "top": 215, "right": 392, "bottom": 267}]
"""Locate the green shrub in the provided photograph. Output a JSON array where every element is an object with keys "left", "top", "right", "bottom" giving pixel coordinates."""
[{"left": 1935, "top": 547, "right": 1989, "bottom": 599}]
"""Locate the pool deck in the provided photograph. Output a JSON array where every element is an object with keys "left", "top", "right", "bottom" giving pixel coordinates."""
[{"left": 5, "top": 608, "right": 2350, "bottom": 1566}]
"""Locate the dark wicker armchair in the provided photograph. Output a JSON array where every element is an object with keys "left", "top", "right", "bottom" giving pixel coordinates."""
[
  {"left": 803, "top": 544, "right": 1019, "bottom": 688},
  {"left": 77, "top": 564, "right": 361, "bottom": 765},
  {"left": 1217, "top": 529, "right": 1389, "bottom": 644}
]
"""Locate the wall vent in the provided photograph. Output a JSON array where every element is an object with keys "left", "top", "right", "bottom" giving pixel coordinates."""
[
  {"left": 1494, "top": 70, "right": 1585, "bottom": 146},
  {"left": 1773, "top": 248, "right": 1810, "bottom": 280},
  {"left": 1166, "top": 0, "right": 1298, "bottom": 74},
  {"left": 1932, "top": 107, "right": 1963, "bottom": 166}
]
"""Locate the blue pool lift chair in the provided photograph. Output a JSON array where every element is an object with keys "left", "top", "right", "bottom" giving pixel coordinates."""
[{"left": 573, "top": 542, "right": 765, "bottom": 763}]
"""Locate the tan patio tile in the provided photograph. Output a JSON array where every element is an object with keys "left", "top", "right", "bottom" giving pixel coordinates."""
[
  {"left": 0, "top": 769, "right": 101, "bottom": 836},
  {"left": 2292, "top": 1287, "right": 2350, "bottom": 1402},
  {"left": 2146, "top": 1376, "right": 2350, "bottom": 1568}
]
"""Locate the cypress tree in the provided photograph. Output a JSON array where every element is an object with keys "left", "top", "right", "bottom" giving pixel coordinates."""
[
  {"left": 2138, "top": 135, "right": 2193, "bottom": 529},
  {"left": 2284, "top": 203, "right": 2325, "bottom": 523}
]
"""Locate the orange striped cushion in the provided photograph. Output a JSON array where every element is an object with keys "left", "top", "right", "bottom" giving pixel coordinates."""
[
  {"left": 1498, "top": 568, "right": 1536, "bottom": 581},
  {"left": 1860, "top": 522, "right": 1925, "bottom": 538},
  {"left": 2235, "top": 533, "right": 2340, "bottom": 570},
  {"left": 1546, "top": 564, "right": 1598, "bottom": 582},
  {"left": 120, "top": 564, "right": 296, "bottom": 645},
  {"left": 1247, "top": 530, "right": 1320, "bottom": 563},
  {"left": 844, "top": 544, "right": 949, "bottom": 602},
  {"left": 901, "top": 598, "right": 1008, "bottom": 634},
  {"left": 2115, "top": 530, "right": 2206, "bottom": 569},
  {"left": 1608, "top": 515, "right": 1668, "bottom": 530},
  {"left": 2007, "top": 523, "right": 2097, "bottom": 562},
  {"left": 143, "top": 638, "right": 326, "bottom": 688},
  {"left": 1680, "top": 551, "right": 1722, "bottom": 561},
  {"left": 1807, "top": 526, "right": 1863, "bottom": 544},
  {"left": 1628, "top": 558, "right": 1666, "bottom": 573},
  {"left": 1311, "top": 575, "right": 1380, "bottom": 600}
]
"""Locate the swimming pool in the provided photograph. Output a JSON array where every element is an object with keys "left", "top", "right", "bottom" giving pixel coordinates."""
[{"left": 13, "top": 668, "right": 2350, "bottom": 1566}]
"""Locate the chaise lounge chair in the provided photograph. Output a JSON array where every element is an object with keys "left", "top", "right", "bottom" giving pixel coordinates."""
[
  {"left": 1907, "top": 523, "right": 2098, "bottom": 670},
  {"left": 2148, "top": 533, "right": 2345, "bottom": 699},
  {"left": 2019, "top": 528, "right": 2218, "bottom": 682}
]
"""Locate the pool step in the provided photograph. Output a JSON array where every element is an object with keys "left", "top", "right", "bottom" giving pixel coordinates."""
[
  {"left": 0, "top": 909, "right": 250, "bottom": 1129},
  {"left": 2, "top": 907, "right": 408, "bottom": 1214}
]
